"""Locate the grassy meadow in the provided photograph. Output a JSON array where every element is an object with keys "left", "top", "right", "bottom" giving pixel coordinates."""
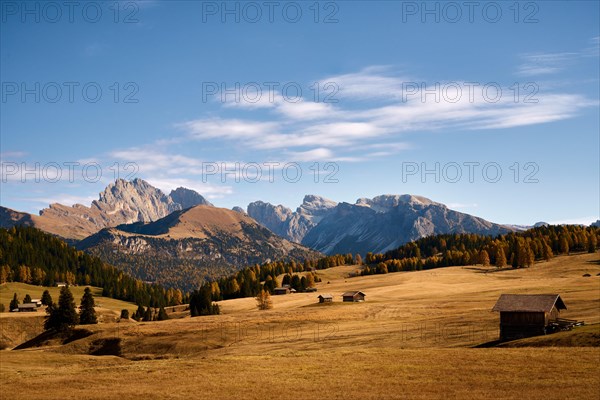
[{"left": 0, "top": 252, "right": 598, "bottom": 399}]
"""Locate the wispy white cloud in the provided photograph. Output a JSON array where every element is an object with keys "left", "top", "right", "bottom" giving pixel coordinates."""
[
  {"left": 0, "top": 151, "right": 28, "bottom": 160},
  {"left": 24, "top": 194, "right": 97, "bottom": 207},
  {"left": 517, "top": 37, "right": 599, "bottom": 76},
  {"left": 516, "top": 52, "right": 575, "bottom": 76}
]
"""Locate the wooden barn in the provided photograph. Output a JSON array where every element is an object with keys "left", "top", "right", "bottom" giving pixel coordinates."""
[
  {"left": 318, "top": 294, "right": 333, "bottom": 303},
  {"left": 492, "top": 294, "right": 567, "bottom": 340},
  {"left": 273, "top": 287, "right": 290, "bottom": 295},
  {"left": 342, "top": 291, "right": 366, "bottom": 302},
  {"left": 16, "top": 303, "right": 37, "bottom": 312}
]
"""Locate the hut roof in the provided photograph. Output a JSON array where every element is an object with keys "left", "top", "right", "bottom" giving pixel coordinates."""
[
  {"left": 318, "top": 294, "right": 333, "bottom": 299},
  {"left": 492, "top": 294, "right": 567, "bottom": 313},
  {"left": 342, "top": 291, "right": 366, "bottom": 297}
]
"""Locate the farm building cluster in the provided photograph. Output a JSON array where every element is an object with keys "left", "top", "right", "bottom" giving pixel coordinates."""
[
  {"left": 12, "top": 299, "right": 42, "bottom": 312},
  {"left": 272, "top": 285, "right": 367, "bottom": 304}
]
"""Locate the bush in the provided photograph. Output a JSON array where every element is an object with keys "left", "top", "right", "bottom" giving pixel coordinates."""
[{"left": 120, "top": 309, "right": 130, "bottom": 319}]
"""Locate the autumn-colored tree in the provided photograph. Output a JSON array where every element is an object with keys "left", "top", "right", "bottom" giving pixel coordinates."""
[
  {"left": 559, "top": 236, "right": 570, "bottom": 254},
  {"left": 306, "top": 273, "right": 315, "bottom": 288},
  {"left": 354, "top": 254, "right": 363, "bottom": 265},
  {"left": 495, "top": 247, "right": 507, "bottom": 268},
  {"left": 543, "top": 242, "right": 554, "bottom": 261},
  {"left": 255, "top": 290, "right": 273, "bottom": 310},
  {"left": 479, "top": 250, "right": 490, "bottom": 266},
  {"left": 588, "top": 234, "right": 597, "bottom": 253}
]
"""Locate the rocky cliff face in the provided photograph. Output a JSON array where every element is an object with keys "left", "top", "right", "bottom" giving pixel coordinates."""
[
  {"left": 247, "top": 195, "right": 337, "bottom": 243},
  {"left": 3, "top": 179, "right": 212, "bottom": 240},
  {"left": 249, "top": 194, "right": 512, "bottom": 255},
  {"left": 302, "top": 194, "right": 511, "bottom": 255},
  {"left": 169, "top": 187, "right": 213, "bottom": 210}
]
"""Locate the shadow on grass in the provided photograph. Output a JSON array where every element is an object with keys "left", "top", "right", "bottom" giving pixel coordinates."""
[{"left": 13, "top": 328, "right": 94, "bottom": 350}]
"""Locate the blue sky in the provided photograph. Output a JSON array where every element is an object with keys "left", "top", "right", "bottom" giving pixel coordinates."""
[{"left": 1, "top": 0, "right": 598, "bottom": 225}]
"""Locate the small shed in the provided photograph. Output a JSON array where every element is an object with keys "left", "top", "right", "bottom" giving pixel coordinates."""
[
  {"left": 318, "top": 294, "right": 333, "bottom": 303},
  {"left": 305, "top": 287, "right": 317, "bottom": 293},
  {"left": 342, "top": 291, "right": 366, "bottom": 302},
  {"left": 492, "top": 294, "right": 567, "bottom": 340},
  {"left": 273, "top": 287, "right": 290, "bottom": 295},
  {"left": 17, "top": 303, "right": 37, "bottom": 312},
  {"left": 56, "top": 282, "right": 67, "bottom": 287}
]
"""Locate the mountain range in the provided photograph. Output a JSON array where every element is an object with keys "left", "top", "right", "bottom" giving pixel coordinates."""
[
  {"left": 247, "top": 194, "right": 513, "bottom": 255},
  {"left": 2, "top": 178, "right": 527, "bottom": 288}
]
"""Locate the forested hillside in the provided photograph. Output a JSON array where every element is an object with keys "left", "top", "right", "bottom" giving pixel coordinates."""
[
  {"left": 361, "top": 225, "right": 598, "bottom": 275},
  {"left": 0, "top": 226, "right": 180, "bottom": 307}
]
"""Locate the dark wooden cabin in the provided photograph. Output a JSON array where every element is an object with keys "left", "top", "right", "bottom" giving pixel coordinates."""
[
  {"left": 273, "top": 287, "right": 290, "bottom": 295},
  {"left": 16, "top": 303, "right": 37, "bottom": 312},
  {"left": 342, "top": 291, "right": 366, "bottom": 302},
  {"left": 318, "top": 294, "right": 333, "bottom": 303},
  {"left": 492, "top": 294, "right": 567, "bottom": 340}
]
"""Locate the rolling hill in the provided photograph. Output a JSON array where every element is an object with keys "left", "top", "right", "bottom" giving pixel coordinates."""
[{"left": 77, "top": 205, "right": 321, "bottom": 290}]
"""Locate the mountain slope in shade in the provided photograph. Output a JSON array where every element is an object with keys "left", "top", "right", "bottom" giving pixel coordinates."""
[
  {"left": 302, "top": 194, "right": 512, "bottom": 255},
  {"left": 77, "top": 205, "right": 320, "bottom": 290},
  {"left": 0, "top": 179, "right": 212, "bottom": 240},
  {"left": 247, "top": 195, "right": 337, "bottom": 243}
]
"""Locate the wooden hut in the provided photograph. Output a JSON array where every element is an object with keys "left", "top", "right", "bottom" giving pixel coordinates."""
[
  {"left": 318, "top": 294, "right": 333, "bottom": 303},
  {"left": 342, "top": 291, "right": 366, "bottom": 302},
  {"left": 492, "top": 294, "right": 567, "bottom": 340},
  {"left": 273, "top": 287, "right": 290, "bottom": 295},
  {"left": 16, "top": 303, "right": 37, "bottom": 312}
]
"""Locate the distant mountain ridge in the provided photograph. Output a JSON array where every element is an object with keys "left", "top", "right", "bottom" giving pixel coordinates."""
[
  {"left": 248, "top": 194, "right": 514, "bottom": 255},
  {"left": 0, "top": 178, "right": 212, "bottom": 240},
  {"left": 247, "top": 195, "right": 338, "bottom": 243}
]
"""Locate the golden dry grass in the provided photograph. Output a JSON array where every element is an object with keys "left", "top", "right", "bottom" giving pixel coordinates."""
[{"left": 0, "top": 252, "right": 599, "bottom": 399}]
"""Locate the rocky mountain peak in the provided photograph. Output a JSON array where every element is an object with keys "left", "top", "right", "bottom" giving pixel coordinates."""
[
  {"left": 169, "top": 187, "right": 213, "bottom": 209},
  {"left": 92, "top": 178, "right": 178, "bottom": 223},
  {"left": 355, "top": 194, "right": 438, "bottom": 213}
]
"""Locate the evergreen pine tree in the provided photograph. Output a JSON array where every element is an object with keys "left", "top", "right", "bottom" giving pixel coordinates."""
[
  {"left": 157, "top": 307, "right": 168, "bottom": 321},
  {"left": 143, "top": 306, "right": 153, "bottom": 321},
  {"left": 79, "top": 287, "right": 97, "bottom": 325},
  {"left": 9, "top": 293, "right": 19, "bottom": 311},
  {"left": 41, "top": 290, "right": 53, "bottom": 306},
  {"left": 120, "top": 309, "right": 130, "bottom": 320},
  {"left": 46, "top": 285, "right": 78, "bottom": 331},
  {"left": 24, "top": 294, "right": 32, "bottom": 303},
  {"left": 134, "top": 304, "right": 145, "bottom": 321}
]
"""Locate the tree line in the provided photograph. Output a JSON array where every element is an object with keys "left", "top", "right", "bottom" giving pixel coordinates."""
[{"left": 361, "top": 225, "right": 598, "bottom": 276}]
